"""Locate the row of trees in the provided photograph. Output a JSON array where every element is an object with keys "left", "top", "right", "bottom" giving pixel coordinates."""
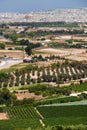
[
  {"left": 28, "top": 29, "right": 84, "bottom": 38},
  {"left": 0, "top": 61, "right": 87, "bottom": 88},
  {"left": 9, "top": 22, "right": 79, "bottom": 28}
]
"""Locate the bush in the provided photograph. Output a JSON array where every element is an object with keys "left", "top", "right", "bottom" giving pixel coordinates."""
[{"left": 0, "top": 43, "right": 5, "bottom": 49}]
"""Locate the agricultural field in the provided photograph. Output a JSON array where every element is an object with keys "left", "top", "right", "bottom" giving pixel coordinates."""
[
  {"left": 37, "top": 105, "right": 87, "bottom": 118},
  {"left": 7, "top": 105, "right": 40, "bottom": 119},
  {"left": 35, "top": 96, "right": 83, "bottom": 106},
  {"left": 37, "top": 105, "right": 87, "bottom": 126},
  {"left": 0, "top": 119, "right": 41, "bottom": 130},
  {"left": 59, "top": 82, "right": 87, "bottom": 92},
  {"left": 0, "top": 50, "right": 23, "bottom": 58},
  {"left": 0, "top": 60, "right": 87, "bottom": 88},
  {"left": 0, "top": 105, "right": 41, "bottom": 130},
  {"left": 0, "top": 22, "right": 87, "bottom": 130},
  {"left": 43, "top": 117, "right": 87, "bottom": 126},
  {"left": 36, "top": 48, "right": 86, "bottom": 56},
  {"left": 36, "top": 48, "right": 87, "bottom": 61},
  {"left": 1, "top": 103, "right": 87, "bottom": 129}
]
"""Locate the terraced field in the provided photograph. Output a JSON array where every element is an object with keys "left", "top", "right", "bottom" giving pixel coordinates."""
[{"left": 1, "top": 61, "right": 87, "bottom": 88}]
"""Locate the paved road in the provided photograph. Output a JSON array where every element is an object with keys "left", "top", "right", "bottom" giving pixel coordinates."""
[{"left": 0, "top": 58, "right": 23, "bottom": 70}]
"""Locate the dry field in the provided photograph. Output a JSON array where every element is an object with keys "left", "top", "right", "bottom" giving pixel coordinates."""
[
  {"left": 0, "top": 50, "right": 23, "bottom": 58},
  {"left": 37, "top": 48, "right": 86, "bottom": 55},
  {"left": 0, "top": 113, "right": 8, "bottom": 120},
  {"left": 54, "top": 35, "right": 72, "bottom": 40},
  {"left": 0, "top": 37, "right": 10, "bottom": 43},
  {"left": 15, "top": 92, "right": 43, "bottom": 100},
  {"left": 50, "top": 34, "right": 87, "bottom": 44},
  {"left": 36, "top": 48, "right": 87, "bottom": 61},
  {"left": 67, "top": 52, "right": 87, "bottom": 61},
  {"left": 36, "top": 48, "right": 69, "bottom": 56},
  {"left": 73, "top": 35, "right": 87, "bottom": 41},
  {"left": 54, "top": 34, "right": 87, "bottom": 41}
]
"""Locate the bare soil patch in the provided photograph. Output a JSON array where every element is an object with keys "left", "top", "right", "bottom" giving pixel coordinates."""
[
  {"left": 0, "top": 113, "right": 8, "bottom": 120},
  {"left": 16, "top": 92, "right": 43, "bottom": 100},
  {"left": 0, "top": 50, "right": 23, "bottom": 58},
  {"left": 37, "top": 48, "right": 86, "bottom": 56},
  {"left": 37, "top": 48, "right": 87, "bottom": 61}
]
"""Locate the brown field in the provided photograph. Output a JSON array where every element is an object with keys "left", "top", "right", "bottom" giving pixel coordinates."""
[
  {"left": 0, "top": 50, "right": 23, "bottom": 58},
  {"left": 73, "top": 35, "right": 87, "bottom": 41},
  {"left": 16, "top": 92, "right": 43, "bottom": 100},
  {"left": 37, "top": 48, "right": 86, "bottom": 55},
  {"left": 67, "top": 52, "right": 87, "bottom": 61},
  {"left": 0, "top": 113, "right": 8, "bottom": 120},
  {"left": 0, "top": 37, "right": 10, "bottom": 43},
  {"left": 54, "top": 34, "right": 87, "bottom": 41},
  {"left": 36, "top": 48, "right": 87, "bottom": 61}
]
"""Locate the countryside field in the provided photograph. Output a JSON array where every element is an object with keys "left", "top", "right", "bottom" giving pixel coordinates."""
[
  {"left": 37, "top": 105, "right": 87, "bottom": 126},
  {"left": 0, "top": 21, "right": 87, "bottom": 130},
  {"left": 0, "top": 104, "right": 87, "bottom": 129},
  {"left": 7, "top": 105, "right": 40, "bottom": 119},
  {"left": 0, "top": 119, "right": 41, "bottom": 130},
  {"left": 36, "top": 48, "right": 87, "bottom": 61},
  {"left": 0, "top": 105, "right": 41, "bottom": 130}
]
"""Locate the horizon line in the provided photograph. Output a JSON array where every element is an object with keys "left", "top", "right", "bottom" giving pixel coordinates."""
[{"left": 0, "top": 7, "right": 87, "bottom": 13}]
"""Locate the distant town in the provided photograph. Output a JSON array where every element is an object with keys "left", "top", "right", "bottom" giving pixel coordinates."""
[{"left": 0, "top": 8, "right": 87, "bottom": 23}]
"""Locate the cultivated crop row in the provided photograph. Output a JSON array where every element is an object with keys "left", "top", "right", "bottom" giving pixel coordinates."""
[{"left": 7, "top": 105, "right": 40, "bottom": 119}]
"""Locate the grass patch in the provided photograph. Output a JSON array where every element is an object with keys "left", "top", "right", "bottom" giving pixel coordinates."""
[
  {"left": 35, "top": 96, "right": 82, "bottom": 106},
  {"left": 44, "top": 117, "right": 87, "bottom": 126},
  {"left": 0, "top": 119, "right": 41, "bottom": 130},
  {"left": 60, "top": 83, "right": 87, "bottom": 92}
]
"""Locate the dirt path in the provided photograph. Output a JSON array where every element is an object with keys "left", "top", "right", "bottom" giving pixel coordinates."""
[
  {"left": 34, "top": 107, "right": 44, "bottom": 119},
  {"left": 34, "top": 107, "right": 45, "bottom": 127},
  {"left": 39, "top": 119, "right": 45, "bottom": 127}
]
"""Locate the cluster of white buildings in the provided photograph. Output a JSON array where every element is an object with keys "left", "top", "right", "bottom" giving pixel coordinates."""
[
  {"left": 26, "top": 8, "right": 87, "bottom": 23},
  {"left": 0, "top": 8, "right": 87, "bottom": 23},
  {"left": 0, "top": 13, "right": 26, "bottom": 23}
]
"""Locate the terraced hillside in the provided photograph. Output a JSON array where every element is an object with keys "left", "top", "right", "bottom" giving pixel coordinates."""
[{"left": 0, "top": 61, "right": 87, "bottom": 87}]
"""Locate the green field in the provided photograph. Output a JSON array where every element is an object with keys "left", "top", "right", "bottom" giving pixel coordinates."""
[
  {"left": 0, "top": 105, "right": 41, "bottom": 130},
  {"left": 0, "top": 119, "right": 41, "bottom": 130},
  {"left": 35, "top": 96, "right": 82, "bottom": 106},
  {"left": 37, "top": 105, "right": 87, "bottom": 118},
  {"left": 1, "top": 101, "right": 87, "bottom": 129},
  {"left": 43, "top": 117, "right": 87, "bottom": 126},
  {"left": 37, "top": 105, "right": 87, "bottom": 126},
  {"left": 61, "top": 83, "right": 87, "bottom": 92},
  {"left": 7, "top": 105, "right": 40, "bottom": 119}
]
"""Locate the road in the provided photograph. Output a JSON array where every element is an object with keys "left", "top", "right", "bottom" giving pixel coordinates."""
[
  {"left": 39, "top": 100, "right": 87, "bottom": 107},
  {"left": 0, "top": 58, "right": 23, "bottom": 70}
]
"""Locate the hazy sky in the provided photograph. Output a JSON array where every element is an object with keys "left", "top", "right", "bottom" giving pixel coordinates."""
[{"left": 0, "top": 0, "right": 87, "bottom": 12}]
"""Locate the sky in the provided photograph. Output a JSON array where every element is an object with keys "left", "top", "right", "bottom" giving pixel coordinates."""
[{"left": 0, "top": 0, "right": 87, "bottom": 12}]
